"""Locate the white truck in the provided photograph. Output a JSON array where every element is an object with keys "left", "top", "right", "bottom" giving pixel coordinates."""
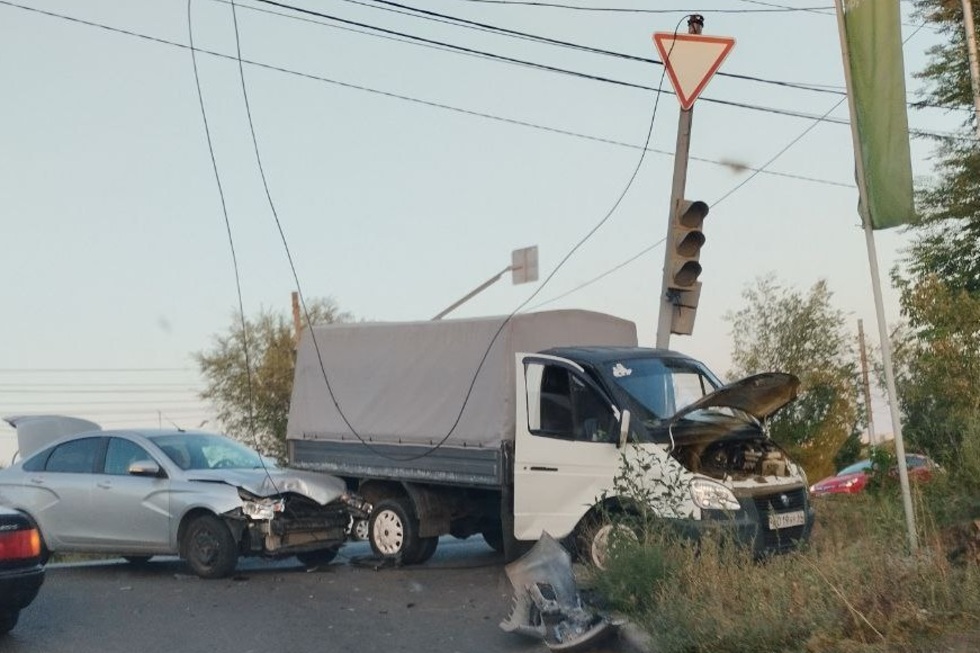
[{"left": 286, "top": 309, "right": 815, "bottom": 565}]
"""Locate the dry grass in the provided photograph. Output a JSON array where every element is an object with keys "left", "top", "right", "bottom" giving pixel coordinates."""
[{"left": 594, "top": 491, "right": 980, "bottom": 653}]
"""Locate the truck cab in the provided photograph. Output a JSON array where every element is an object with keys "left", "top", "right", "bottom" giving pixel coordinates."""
[{"left": 515, "top": 347, "right": 814, "bottom": 564}]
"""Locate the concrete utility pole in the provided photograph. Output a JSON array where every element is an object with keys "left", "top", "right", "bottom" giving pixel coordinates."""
[
  {"left": 962, "top": 0, "right": 980, "bottom": 138},
  {"left": 291, "top": 291, "right": 302, "bottom": 347},
  {"left": 655, "top": 15, "right": 702, "bottom": 349},
  {"left": 858, "top": 319, "right": 877, "bottom": 447}
]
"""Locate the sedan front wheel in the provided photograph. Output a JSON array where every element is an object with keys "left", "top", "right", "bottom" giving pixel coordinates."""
[{"left": 181, "top": 514, "right": 238, "bottom": 579}]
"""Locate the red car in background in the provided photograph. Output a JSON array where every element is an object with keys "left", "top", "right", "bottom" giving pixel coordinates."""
[{"left": 809, "top": 454, "right": 938, "bottom": 497}]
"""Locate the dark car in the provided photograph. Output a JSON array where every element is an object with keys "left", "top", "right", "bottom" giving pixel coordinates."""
[
  {"left": 809, "top": 454, "right": 939, "bottom": 497},
  {"left": 0, "top": 506, "right": 45, "bottom": 635}
]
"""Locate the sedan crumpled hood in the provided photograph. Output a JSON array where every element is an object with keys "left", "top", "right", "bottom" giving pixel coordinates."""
[
  {"left": 185, "top": 467, "right": 348, "bottom": 506},
  {"left": 667, "top": 372, "right": 800, "bottom": 425}
]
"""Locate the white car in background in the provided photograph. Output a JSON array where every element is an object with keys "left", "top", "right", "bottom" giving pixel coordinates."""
[{"left": 0, "top": 416, "right": 369, "bottom": 579}]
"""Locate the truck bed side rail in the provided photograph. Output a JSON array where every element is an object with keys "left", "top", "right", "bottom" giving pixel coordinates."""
[{"left": 289, "top": 439, "right": 504, "bottom": 489}]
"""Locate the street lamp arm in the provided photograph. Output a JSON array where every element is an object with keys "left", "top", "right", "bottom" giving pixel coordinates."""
[{"left": 432, "top": 265, "right": 514, "bottom": 320}]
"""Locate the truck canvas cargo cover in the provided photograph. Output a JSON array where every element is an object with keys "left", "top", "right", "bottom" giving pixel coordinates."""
[{"left": 287, "top": 310, "right": 637, "bottom": 449}]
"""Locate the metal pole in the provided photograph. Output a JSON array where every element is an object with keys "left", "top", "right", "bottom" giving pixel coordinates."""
[
  {"left": 961, "top": 0, "right": 980, "bottom": 138},
  {"left": 835, "top": 0, "right": 918, "bottom": 551},
  {"left": 432, "top": 266, "right": 513, "bottom": 320},
  {"left": 655, "top": 16, "right": 702, "bottom": 349}
]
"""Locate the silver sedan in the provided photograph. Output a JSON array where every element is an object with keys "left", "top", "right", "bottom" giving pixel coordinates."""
[{"left": 0, "top": 416, "right": 369, "bottom": 579}]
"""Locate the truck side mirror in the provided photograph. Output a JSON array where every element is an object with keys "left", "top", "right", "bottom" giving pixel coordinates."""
[{"left": 617, "top": 410, "right": 631, "bottom": 449}]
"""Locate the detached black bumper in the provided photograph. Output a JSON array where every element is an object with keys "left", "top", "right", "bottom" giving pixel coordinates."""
[{"left": 0, "top": 564, "right": 45, "bottom": 613}]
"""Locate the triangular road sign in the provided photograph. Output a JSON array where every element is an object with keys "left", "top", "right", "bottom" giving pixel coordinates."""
[{"left": 653, "top": 33, "right": 735, "bottom": 110}]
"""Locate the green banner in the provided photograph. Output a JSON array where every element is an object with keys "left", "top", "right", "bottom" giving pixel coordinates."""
[{"left": 841, "top": 0, "right": 915, "bottom": 229}]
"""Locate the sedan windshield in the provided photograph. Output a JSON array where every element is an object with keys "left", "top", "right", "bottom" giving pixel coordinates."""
[
  {"left": 150, "top": 433, "right": 269, "bottom": 471},
  {"left": 604, "top": 357, "right": 721, "bottom": 422}
]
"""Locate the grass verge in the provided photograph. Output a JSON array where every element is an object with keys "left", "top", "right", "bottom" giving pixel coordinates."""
[{"left": 592, "top": 486, "right": 980, "bottom": 653}]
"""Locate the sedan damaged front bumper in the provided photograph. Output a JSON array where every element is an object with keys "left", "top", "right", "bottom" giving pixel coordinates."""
[{"left": 236, "top": 492, "right": 372, "bottom": 557}]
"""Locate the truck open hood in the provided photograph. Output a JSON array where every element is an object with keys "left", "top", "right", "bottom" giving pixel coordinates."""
[
  {"left": 667, "top": 372, "right": 800, "bottom": 425},
  {"left": 184, "top": 467, "right": 348, "bottom": 506}
]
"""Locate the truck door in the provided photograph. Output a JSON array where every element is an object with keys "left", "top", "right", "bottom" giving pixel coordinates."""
[{"left": 513, "top": 354, "right": 624, "bottom": 541}]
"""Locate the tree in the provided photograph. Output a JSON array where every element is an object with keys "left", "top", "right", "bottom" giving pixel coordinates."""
[
  {"left": 907, "top": 1, "right": 980, "bottom": 294},
  {"left": 889, "top": 2, "right": 980, "bottom": 469},
  {"left": 890, "top": 275, "right": 980, "bottom": 466},
  {"left": 195, "top": 298, "right": 352, "bottom": 462},
  {"left": 725, "top": 275, "right": 861, "bottom": 481}
]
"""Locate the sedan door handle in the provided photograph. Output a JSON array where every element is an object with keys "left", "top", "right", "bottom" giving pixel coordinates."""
[
  {"left": 30, "top": 477, "right": 45, "bottom": 485},
  {"left": 96, "top": 481, "right": 112, "bottom": 489},
  {"left": 528, "top": 466, "right": 559, "bottom": 472}
]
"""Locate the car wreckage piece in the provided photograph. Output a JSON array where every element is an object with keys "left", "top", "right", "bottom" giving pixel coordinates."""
[{"left": 500, "top": 533, "right": 615, "bottom": 652}]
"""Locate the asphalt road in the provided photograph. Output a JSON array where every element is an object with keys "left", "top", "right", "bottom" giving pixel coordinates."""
[{"left": 2, "top": 538, "right": 628, "bottom": 653}]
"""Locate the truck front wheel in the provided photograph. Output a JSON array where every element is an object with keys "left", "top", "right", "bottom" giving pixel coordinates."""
[
  {"left": 369, "top": 497, "right": 427, "bottom": 564},
  {"left": 576, "top": 514, "right": 638, "bottom": 571}
]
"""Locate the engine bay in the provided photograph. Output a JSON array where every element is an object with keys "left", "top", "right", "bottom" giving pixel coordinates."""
[{"left": 672, "top": 436, "right": 795, "bottom": 481}]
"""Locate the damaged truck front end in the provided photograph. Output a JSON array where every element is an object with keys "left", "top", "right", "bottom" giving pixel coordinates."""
[
  {"left": 608, "top": 360, "right": 815, "bottom": 557},
  {"left": 519, "top": 348, "right": 815, "bottom": 565}
]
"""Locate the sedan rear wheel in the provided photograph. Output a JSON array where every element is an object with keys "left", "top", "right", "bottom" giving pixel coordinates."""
[{"left": 182, "top": 515, "right": 238, "bottom": 579}]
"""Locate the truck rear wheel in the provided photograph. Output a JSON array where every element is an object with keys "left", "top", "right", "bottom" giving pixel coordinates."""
[
  {"left": 414, "top": 536, "right": 439, "bottom": 564},
  {"left": 369, "top": 497, "right": 426, "bottom": 564}
]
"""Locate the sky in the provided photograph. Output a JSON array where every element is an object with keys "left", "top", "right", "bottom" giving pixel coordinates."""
[{"left": 0, "top": 0, "right": 966, "bottom": 463}]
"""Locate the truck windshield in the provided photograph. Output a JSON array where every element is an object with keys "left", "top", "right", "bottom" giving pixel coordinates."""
[{"left": 604, "top": 357, "right": 721, "bottom": 422}]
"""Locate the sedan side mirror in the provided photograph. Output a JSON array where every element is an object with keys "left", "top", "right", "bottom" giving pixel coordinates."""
[
  {"left": 128, "top": 460, "right": 165, "bottom": 478},
  {"left": 617, "top": 410, "right": 631, "bottom": 449}
]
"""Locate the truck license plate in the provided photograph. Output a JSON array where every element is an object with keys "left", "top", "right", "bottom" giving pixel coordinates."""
[{"left": 768, "top": 510, "right": 805, "bottom": 530}]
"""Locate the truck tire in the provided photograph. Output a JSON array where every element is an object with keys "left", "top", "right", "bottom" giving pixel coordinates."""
[
  {"left": 295, "top": 547, "right": 341, "bottom": 568},
  {"left": 369, "top": 497, "right": 426, "bottom": 564},
  {"left": 0, "top": 610, "right": 18, "bottom": 635},
  {"left": 414, "top": 536, "right": 439, "bottom": 564},
  {"left": 181, "top": 514, "right": 238, "bottom": 579},
  {"left": 481, "top": 521, "right": 505, "bottom": 554},
  {"left": 576, "top": 514, "right": 638, "bottom": 571}
]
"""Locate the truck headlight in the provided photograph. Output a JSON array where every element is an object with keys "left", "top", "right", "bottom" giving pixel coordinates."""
[
  {"left": 242, "top": 499, "right": 284, "bottom": 521},
  {"left": 690, "top": 478, "right": 741, "bottom": 511}
]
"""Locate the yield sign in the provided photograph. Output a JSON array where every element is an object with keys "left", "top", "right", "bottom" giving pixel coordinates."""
[{"left": 653, "top": 33, "right": 735, "bottom": 110}]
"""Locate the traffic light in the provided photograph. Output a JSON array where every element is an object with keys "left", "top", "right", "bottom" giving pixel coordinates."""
[{"left": 666, "top": 199, "right": 708, "bottom": 335}]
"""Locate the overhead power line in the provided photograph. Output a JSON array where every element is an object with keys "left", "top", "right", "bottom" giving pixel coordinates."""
[
  {"left": 4, "top": 399, "right": 208, "bottom": 406},
  {"left": 0, "top": 388, "right": 201, "bottom": 395},
  {"left": 240, "top": 0, "right": 964, "bottom": 114},
  {"left": 3, "top": 0, "right": 965, "bottom": 134},
  {"left": 0, "top": 367, "right": 196, "bottom": 373},
  {"left": 443, "top": 0, "right": 834, "bottom": 12},
  {"left": 272, "top": 0, "right": 849, "bottom": 95},
  {"left": 0, "top": 382, "right": 201, "bottom": 388}
]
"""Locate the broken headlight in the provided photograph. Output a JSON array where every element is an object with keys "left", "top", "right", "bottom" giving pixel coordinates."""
[
  {"left": 241, "top": 497, "right": 284, "bottom": 521},
  {"left": 690, "top": 478, "right": 741, "bottom": 511}
]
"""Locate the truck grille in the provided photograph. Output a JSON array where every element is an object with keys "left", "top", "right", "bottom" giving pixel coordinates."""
[
  {"left": 753, "top": 488, "right": 807, "bottom": 513},
  {"left": 753, "top": 488, "right": 808, "bottom": 554}
]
